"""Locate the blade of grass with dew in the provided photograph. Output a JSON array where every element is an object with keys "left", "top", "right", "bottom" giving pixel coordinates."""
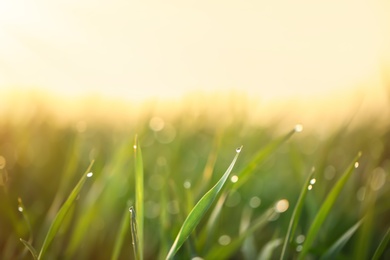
[
  {"left": 18, "top": 197, "right": 35, "bottom": 259},
  {"left": 372, "top": 226, "right": 390, "bottom": 260},
  {"left": 38, "top": 160, "right": 94, "bottom": 260},
  {"left": 205, "top": 207, "right": 275, "bottom": 259},
  {"left": 111, "top": 205, "right": 131, "bottom": 260},
  {"left": 18, "top": 197, "right": 33, "bottom": 244},
  {"left": 134, "top": 136, "right": 144, "bottom": 260},
  {"left": 20, "top": 238, "right": 38, "bottom": 260},
  {"left": 320, "top": 218, "right": 363, "bottom": 260},
  {"left": 298, "top": 152, "right": 362, "bottom": 260},
  {"left": 199, "top": 128, "right": 297, "bottom": 250},
  {"left": 280, "top": 167, "right": 316, "bottom": 260},
  {"left": 66, "top": 141, "right": 132, "bottom": 257},
  {"left": 129, "top": 206, "right": 140, "bottom": 260},
  {"left": 166, "top": 146, "right": 242, "bottom": 260}
]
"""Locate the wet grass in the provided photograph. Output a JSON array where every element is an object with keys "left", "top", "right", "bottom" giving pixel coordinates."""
[{"left": 0, "top": 105, "right": 389, "bottom": 259}]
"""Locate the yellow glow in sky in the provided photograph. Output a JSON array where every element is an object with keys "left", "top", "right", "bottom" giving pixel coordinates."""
[{"left": 0, "top": 0, "right": 389, "bottom": 101}]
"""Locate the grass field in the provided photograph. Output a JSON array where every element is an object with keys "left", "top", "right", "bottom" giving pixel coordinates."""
[{"left": 0, "top": 97, "right": 389, "bottom": 259}]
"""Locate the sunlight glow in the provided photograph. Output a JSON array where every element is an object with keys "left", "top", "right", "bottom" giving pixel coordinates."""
[{"left": 0, "top": 0, "right": 389, "bottom": 102}]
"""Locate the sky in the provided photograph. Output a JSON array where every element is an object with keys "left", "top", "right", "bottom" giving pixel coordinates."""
[{"left": 0, "top": 0, "right": 389, "bottom": 102}]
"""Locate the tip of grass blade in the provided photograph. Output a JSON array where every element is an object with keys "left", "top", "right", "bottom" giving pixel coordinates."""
[
  {"left": 20, "top": 238, "right": 38, "bottom": 260},
  {"left": 166, "top": 147, "right": 241, "bottom": 259},
  {"left": 38, "top": 160, "right": 94, "bottom": 260}
]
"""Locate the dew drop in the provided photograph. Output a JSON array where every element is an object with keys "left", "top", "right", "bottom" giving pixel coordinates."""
[
  {"left": 275, "top": 199, "right": 289, "bottom": 213},
  {"left": 183, "top": 180, "right": 191, "bottom": 189},
  {"left": 249, "top": 196, "right": 261, "bottom": 208},
  {"left": 310, "top": 178, "right": 316, "bottom": 185},
  {"left": 230, "top": 175, "right": 239, "bottom": 183},
  {"left": 354, "top": 162, "right": 359, "bottom": 168},
  {"left": 18, "top": 206, "right": 23, "bottom": 212},
  {"left": 296, "top": 234, "right": 305, "bottom": 244},
  {"left": 294, "top": 124, "right": 303, "bottom": 133},
  {"left": 296, "top": 245, "right": 303, "bottom": 252},
  {"left": 87, "top": 172, "right": 93, "bottom": 178},
  {"left": 218, "top": 235, "right": 231, "bottom": 246},
  {"left": 236, "top": 146, "right": 242, "bottom": 153},
  {"left": 133, "top": 145, "right": 137, "bottom": 150},
  {"left": 308, "top": 185, "right": 313, "bottom": 190}
]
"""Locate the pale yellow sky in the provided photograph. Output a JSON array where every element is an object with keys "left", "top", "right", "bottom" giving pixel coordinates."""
[{"left": 0, "top": 0, "right": 389, "bottom": 102}]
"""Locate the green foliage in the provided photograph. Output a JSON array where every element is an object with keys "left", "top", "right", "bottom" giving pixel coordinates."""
[
  {"left": 0, "top": 107, "right": 389, "bottom": 259},
  {"left": 166, "top": 146, "right": 241, "bottom": 259}
]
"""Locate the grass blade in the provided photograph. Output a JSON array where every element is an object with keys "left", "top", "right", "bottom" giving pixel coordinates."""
[
  {"left": 320, "top": 219, "right": 363, "bottom": 260},
  {"left": 372, "top": 227, "right": 390, "bottom": 260},
  {"left": 166, "top": 146, "right": 242, "bottom": 259},
  {"left": 20, "top": 238, "right": 38, "bottom": 260},
  {"left": 134, "top": 136, "right": 144, "bottom": 260},
  {"left": 111, "top": 204, "right": 131, "bottom": 260},
  {"left": 199, "top": 128, "right": 297, "bottom": 250},
  {"left": 280, "top": 167, "right": 315, "bottom": 260},
  {"left": 298, "top": 152, "right": 362, "bottom": 259},
  {"left": 38, "top": 160, "right": 94, "bottom": 260},
  {"left": 129, "top": 206, "right": 140, "bottom": 260}
]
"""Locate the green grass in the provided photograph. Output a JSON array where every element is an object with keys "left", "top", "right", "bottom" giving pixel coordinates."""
[{"left": 0, "top": 104, "right": 389, "bottom": 259}]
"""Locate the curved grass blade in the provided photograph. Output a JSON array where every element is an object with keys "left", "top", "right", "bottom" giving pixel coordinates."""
[
  {"left": 372, "top": 226, "right": 390, "bottom": 260},
  {"left": 134, "top": 136, "right": 144, "bottom": 260},
  {"left": 20, "top": 238, "right": 38, "bottom": 260},
  {"left": 166, "top": 146, "right": 242, "bottom": 260},
  {"left": 111, "top": 205, "right": 131, "bottom": 260},
  {"left": 320, "top": 219, "right": 363, "bottom": 260},
  {"left": 298, "top": 152, "right": 362, "bottom": 260},
  {"left": 38, "top": 160, "right": 94, "bottom": 260},
  {"left": 205, "top": 207, "right": 275, "bottom": 259},
  {"left": 199, "top": 129, "right": 297, "bottom": 250},
  {"left": 280, "top": 167, "right": 315, "bottom": 260}
]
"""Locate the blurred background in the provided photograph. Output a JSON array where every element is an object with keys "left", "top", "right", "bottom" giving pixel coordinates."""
[{"left": 1, "top": 0, "right": 390, "bottom": 259}]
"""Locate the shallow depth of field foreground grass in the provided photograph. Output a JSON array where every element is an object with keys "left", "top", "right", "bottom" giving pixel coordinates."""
[{"left": 0, "top": 99, "right": 389, "bottom": 259}]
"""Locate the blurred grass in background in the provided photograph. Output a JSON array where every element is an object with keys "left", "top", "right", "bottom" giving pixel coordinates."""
[{"left": 0, "top": 93, "right": 389, "bottom": 259}]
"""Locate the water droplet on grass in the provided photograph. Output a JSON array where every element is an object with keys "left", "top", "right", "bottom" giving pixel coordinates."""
[
  {"left": 294, "top": 124, "right": 303, "bottom": 132},
  {"left": 275, "top": 199, "right": 289, "bottom": 213},
  {"left": 249, "top": 196, "right": 261, "bottom": 208},
  {"left": 87, "top": 172, "right": 93, "bottom": 178},
  {"left": 218, "top": 235, "right": 231, "bottom": 246},
  {"left": 18, "top": 206, "right": 23, "bottom": 212},
  {"left": 230, "top": 175, "right": 239, "bottom": 183},
  {"left": 236, "top": 146, "right": 242, "bottom": 153},
  {"left": 296, "top": 245, "right": 303, "bottom": 252},
  {"left": 296, "top": 234, "right": 305, "bottom": 244},
  {"left": 133, "top": 145, "right": 137, "bottom": 150},
  {"left": 308, "top": 185, "right": 313, "bottom": 190},
  {"left": 354, "top": 162, "right": 359, "bottom": 168},
  {"left": 310, "top": 178, "right": 316, "bottom": 185},
  {"left": 183, "top": 180, "right": 191, "bottom": 189}
]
